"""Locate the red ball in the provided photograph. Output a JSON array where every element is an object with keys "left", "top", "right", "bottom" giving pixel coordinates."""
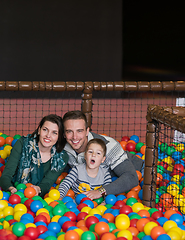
[
  {"left": 151, "top": 210, "right": 164, "bottom": 220},
  {"left": 77, "top": 203, "right": 88, "bottom": 211},
  {"left": 36, "top": 225, "right": 48, "bottom": 235},
  {"left": 85, "top": 216, "right": 99, "bottom": 229},
  {"left": 64, "top": 211, "right": 77, "bottom": 222},
  {"left": 126, "top": 142, "right": 136, "bottom": 152},
  {"left": 8, "top": 194, "right": 21, "bottom": 205},
  {"left": 34, "top": 214, "right": 48, "bottom": 225},
  {"left": 121, "top": 136, "right": 130, "bottom": 142},
  {"left": 0, "top": 158, "right": 5, "bottom": 165},
  {"left": 130, "top": 218, "right": 138, "bottom": 228},
  {"left": 80, "top": 197, "right": 91, "bottom": 203},
  {"left": 114, "top": 200, "right": 126, "bottom": 208},
  {"left": 24, "top": 227, "right": 39, "bottom": 240},
  {"left": 24, "top": 199, "right": 34, "bottom": 210},
  {"left": 18, "top": 236, "right": 33, "bottom": 240},
  {"left": 76, "top": 212, "right": 88, "bottom": 221},
  {"left": 119, "top": 205, "right": 133, "bottom": 215},
  {"left": 62, "top": 221, "right": 76, "bottom": 232}
]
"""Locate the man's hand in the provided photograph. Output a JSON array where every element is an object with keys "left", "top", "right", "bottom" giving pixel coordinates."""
[{"left": 83, "top": 190, "right": 102, "bottom": 200}]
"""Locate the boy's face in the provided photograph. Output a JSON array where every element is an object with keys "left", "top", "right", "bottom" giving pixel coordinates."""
[{"left": 85, "top": 143, "right": 106, "bottom": 170}]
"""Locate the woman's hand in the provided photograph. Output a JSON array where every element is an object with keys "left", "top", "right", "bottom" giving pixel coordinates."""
[
  {"left": 8, "top": 186, "right": 17, "bottom": 195},
  {"left": 83, "top": 190, "right": 102, "bottom": 200},
  {"left": 31, "top": 185, "right": 41, "bottom": 196}
]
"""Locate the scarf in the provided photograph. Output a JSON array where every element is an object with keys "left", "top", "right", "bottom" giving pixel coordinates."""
[{"left": 13, "top": 134, "right": 66, "bottom": 185}]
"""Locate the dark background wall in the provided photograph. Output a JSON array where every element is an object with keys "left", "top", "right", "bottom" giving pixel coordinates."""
[{"left": 1, "top": 1, "right": 185, "bottom": 81}]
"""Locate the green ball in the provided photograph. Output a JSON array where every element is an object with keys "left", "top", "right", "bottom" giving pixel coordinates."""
[
  {"left": 158, "top": 186, "right": 167, "bottom": 195},
  {"left": 14, "top": 191, "right": 25, "bottom": 199},
  {"left": 21, "top": 197, "right": 28, "bottom": 204},
  {"left": 166, "top": 146, "right": 176, "bottom": 156},
  {"left": 159, "top": 143, "right": 168, "bottom": 152},
  {"left": 148, "top": 208, "right": 159, "bottom": 216},
  {"left": 105, "top": 204, "right": 113, "bottom": 209},
  {"left": 129, "top": 213, "right": 142, "bottom": 220},
  {"left": 52, "top": 204, "right": 66, "bottom": 216},
  {"left": 155, "top": 194, "right": 160, "bottom": 203},
  {"left": 0, "top": 218, "right": 5, "bottom": 223},
  {"left": 137, "top": 231, "right": 146, "bottom": 239},
  {"left": 182, "top": 150, "right": 185, "bottom": 159},
  {"left": 16, "top": 183, "right": 27, "bottom": 191},
  {"left": 14, "top": 134, "right": 22, "bottom": 139},
  {"left": 108, "top": 222, "right": 116, "bottom": 232},
  {"left": 126, "top": 197, "right": 138, "bottom": 206},
  {"left": 0, "top": 225, "right": 3, "bottom": 229},
  {"left": 93, "top": 197, "right": 104, "bottom": 205},
  {"left": 81, "top": 231, "right": 96, "bottom": 240},
  {"left": 12, "top": 222, "right": 26, "bottom": 237},
  {"left": 136, "top": 142, "right": 144, "bottom": 152},
  {"left": 89, "top": 223, "right": 96, "bottom": 232},
  {"left": 45, "top": 236, "right": 57, "bottom": 240},
  {"left": 157, "top": 165, "right": 165, "bottom": 174},
  {"left": 129, "top": 151, "right": 136, "bottom": 155},
  {"left": 0, "top": 134, "right": 8, "bottom": 139},
  {"left": 5, "top": 215, "right": 14, "bottom": 221}
]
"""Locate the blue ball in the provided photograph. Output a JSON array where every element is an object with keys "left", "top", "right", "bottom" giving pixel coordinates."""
[
  {"left": 30, "top": 200, "right": 43, "bottom": 213},
  {"left": 2, "top": 191, "right": 10, "bottom": 201},
  {"left": 21, "top": 213, "right": 34, "bottom": 223},
  {"left": 142, "top": 236, "right": 153, "bottom": 240},
  {"left": 82, "top": 200, "right": 94, "bottom": 208},
  {"left": 104, "top": 209, "right": 113, "bottom": 214},
  {"left": 130, "top": 135, "right": 139, "bottom": 143},
  {"left": 169, "top": 213, "right": 184, "bottom": 225},
  {"left": 48, "top": 222, "right": 61, "bottom": 233},
  {"left": 156, "top": 217, "right": 168, "bottom": 226},
  {"left": 116, "top": 195, "right": 126, "bottom": 201},
  {"left": 62, "top": 196, "right": 74, "bottom": 203},
  {"left": 172, "top": 151, "right": 182, "bottom": 161},
  {"left": 66, "top": 226, "right": 78, "bottom": 231},
  {"left": 11, "top": 139, "right": 18, "bottom": 147},
  {"left": 58, "top": 216, "right": 71, "bottom": 226},
  {"left": 138, "top": 189, "right": 143, "bottom": 200},
  {"left": 35, "top": 221, "right": 47, "bottom": 227},
  {"left": 105, "top": 194, "right": 117, "bottom": 205},
  {"left": 99, "top": 218, "right": 109, "bottom": 223},
  {"left": 112, "top": 176, "right": 118, "bottom": 182},
  {"left": 65, "top": 201, "right": 76, "bottom": 209},
  {"left": 75, "top": 193, "right": 87, "bottom": 205},
  {"left": 111, "top": 209, "right": 120, "bottom": 217},
  {"left": 156, "top": 234, "right": 171, "bottom": 240}
]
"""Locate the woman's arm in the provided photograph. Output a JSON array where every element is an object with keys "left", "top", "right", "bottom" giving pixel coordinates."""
[{"left": 0, "top": 138, "right": 23, "bottom": 192}]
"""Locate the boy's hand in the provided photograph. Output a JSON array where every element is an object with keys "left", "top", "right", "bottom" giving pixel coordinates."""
[{"left": 83, "top": 190, "right": 102, "bottom": 200}]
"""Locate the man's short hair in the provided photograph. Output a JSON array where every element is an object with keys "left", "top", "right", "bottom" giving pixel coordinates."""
[
  {"left": 63, "top": 110, "right": 88, "bottom": 129},
  {"left": 85, "top": 138, "right": 106, "bottom": 156}
]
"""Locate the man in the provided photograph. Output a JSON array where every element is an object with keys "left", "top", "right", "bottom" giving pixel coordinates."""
[{"left": 63, "top": 110, "right": 143, "bottom": 199}]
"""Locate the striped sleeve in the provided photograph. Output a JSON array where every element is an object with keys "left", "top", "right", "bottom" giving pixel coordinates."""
[
  {"left": 58, "top": 167, "right": 78, "bottom": 199},
  {"left": 103, "top": 170, "right": 112, "bottom": 186}
]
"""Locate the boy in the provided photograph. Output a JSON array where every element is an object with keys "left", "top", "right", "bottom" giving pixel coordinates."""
[{"left": 58, "top": 138, "right": 112, "bottom": 200}]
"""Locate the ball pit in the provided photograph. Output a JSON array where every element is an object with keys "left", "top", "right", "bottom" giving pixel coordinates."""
[{"left": 1, "top": 133, "right": 185, "bottom": 239}]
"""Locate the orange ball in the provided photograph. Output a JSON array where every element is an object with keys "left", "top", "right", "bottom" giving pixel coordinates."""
[
  {"left": 55, "top": 174, "right": 64, "bottom": 185},
  {"left": 62, "top": 172, "right": 68, "bottom": 178},
  {"left": 24, "top": 187, "right": 37, "bottom": 198},
  {"left": 120, "top": 141, "right": 127, "bottom": 150},
  {"left": 38, "top": 212, "right": 50, "bottom": 224},
  {"left": 140, "top": 145, "right": 146, "bottom": 155},
  {"left": 127, "top": 226, "right": 139, "bottom": 237},
  {"left": 94, "top": 222, "right": 109, "bottom": 236},
  {"left": 160, "top": 193, "right": 173, "bottom": 207},
  {"left": 5, "top": 136, "right": 14, "bottom": 145},
  {"left": 66, "top": 189, "right": 75, "bottom": 199},
  {"left": 25, "top": 183, "right": 33, "bottom": 188},
  {"left": 102, "top": 213, "right": 115, "bottom": 223},
  {"left": 164, "top": 209, "right": 177, "bottom": 219},
  {"left": 126, "top": 190, "right": 138, "bottom": 199},
  {"left": 136, "top": 218, "right": 150, "bottom": 232},
  {"left": 76, "top": 220, "right": 86, "bottom": 228},
  {"left": 131, "top": 185, "right": 141, "bottom": 192},
  {"left": 0, "top": 137, "right": 5, "bottom": 147},
  {"left": 156, "top": 173, "right": 163, "bottom": 186},
  {"left": 150, "top": 226, "right": 166, "bottom": 240},
  {"left": 64, "top": 230, "right": 80, "bottom": 240},
  {"left": 136, "top": 170, "right": 142, "bottom": 181},
  {"left": 101, "top": 232, "right": 116, "bottom": 240},
  {"left": 137, "top": 209, "right": 150, "bottom": 218}
]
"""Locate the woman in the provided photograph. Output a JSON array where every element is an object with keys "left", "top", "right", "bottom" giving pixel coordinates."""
[{"left": 0, "top": 114, "right": 68, "bottom": 197}]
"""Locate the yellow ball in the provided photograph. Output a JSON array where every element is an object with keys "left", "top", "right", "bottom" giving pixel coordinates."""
[
  {"left": 132, "top": 202, "right": 144, "bottom": 213},
  {"left": 167, "top": 184, "right": 180, "bottom": 196},
  {"left": 0, "top": 200, "right": 9, "bottom": 211},
  {"left": 36, "top": 208, "right": 49, "bottom": 216},
  {"left": 0, "top": 150, "right": 7, "bottom": 159},
  {"left": 51, "top": 215, "right": 61, "bottom": 222},
  {"left": 25, "top": 223, "right": 36, "bottom": 228},
  {"left": 57, "top": 234, "right": 65, "bottom": 240},
  {"left": 173, "top": 194, "right": 185, "bottom": 207},
  {"left": 144, "top": 222, "right": 158, "bottom": 235},
  {"left": 167, "top": 230, "right": 181, "bottom": 240},
  {"left": 44, "top": 197, "right": 54, "bottom": 204},
  {"left": 81, "top": 206, "right": 92, "bottom": 214},
  {"left": 48, "top": 189, "right": 60, "bottom": 200},
  {"left": 3, "top": 206, "right": 14, "bottom": 217},
  {"left": 176, "top": 143, "right": 185, "bottom": 152},
  {"left": 89, "top": 208, "right": 101, "bottom": 216},
  {"left": 0, "top": 190, "right": 3, "bottom": 199},
  {"left": 163, "top": 220, "right": 178, "bottom": 232},
  {"left": 13, "top": 203, "right": 27, "bottom": 213},
  {"left": 74, "top": 228, "right": 84, "bottom": 237},
  {"left": 115, "top": 215, "right": 130, "bottom": 230},
  {"left": 164, "top": 156, "right": 173, "bottom": 165},
  {"left": 14, "top": 210, "right": 25, "bottom": 221},
  {"left": 0, "top": 211, "right": 4, "bottom": 218},
  {"left": 96, "top": 205, "right": 107, "bottom": 215},
  {"left": 3, "top": 145, "right": 12, "bottom": 157},
  {"left": 3, "top": 220, "right": 10, "bottom": 230},
  {"left": 169, "top": 227, "right": 183, "bottom": 239},
  {"left": 171, "top": 174, "right": 181, "bottom": 184},
  {"left": 117, "top": 229, "right": 133, "bottom": 240}
]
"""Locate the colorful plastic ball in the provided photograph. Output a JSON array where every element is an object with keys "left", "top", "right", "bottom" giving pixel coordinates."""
[
  {"left": 48, "top": 222, "right": 61, "bottom": 233},
  {"left": 64, "top": 211, "right": 77, "bottom": 222},
  {"left": 3, "top": 145, "right": 12, "bottom": 157},
  {"left": 9, "top": 194, "right": 21, "bottom": 205},
  {"left": 81, "top": 231, "right": 96, "bottom": 240},
  {"left": 105, "top": 194, "right": 117, "bottom": 205},
  {"left": 130, "top": 135, "right": 139, "bottom": 143},
  {"left": 64, "top": 230, "right": 79, "bottom": 240},
  {"left": 48, "top": 189, "right": 60, "bottom": 200},
  {"left": 0, "top": 137, "right": 5, "bottom": 147},
  {"left": 169, "top": 213, "right": 184, "bottom": 225},
  {"left": 24, "top": 187, "right": 36, "bottom": 198},
  {"left": 85, "top": 216, "right": 99, "bottom": 229},
  {"left": 11, "top": 139, "right": 18, "bottom": 147},
  {"left": 16, "top": 183, "right": 27, "bottom": 191},
  {"left": 24, "top": 227, "right": 39, "bottom": 239},
  {"left": 93, "top": 196, "right": 104, "bottom": 205},
  {"left": 65, "top": 201, "right": 76, "bottom": 209},
  {"left": 62, "top": 221, "right": 76, "bottom": 232},
  {"left": 75, "top": 193, "right": 87, "bottom": 205},
  {"left": 120, "top": 141, "right": 127, "bottom": 150},
  {"left": 163, "top": 220, "right": 178, "bottom": 232},
  {"left": 156, "top": 234, "right": 171, "bottom": 240},
  {"left": 121, "top": 136, "right": 130, "bottom": 142},
  {"left": 12, "top": 222, "right": 26, "bottom": 237},
  {"left": 126, "top": 197, "right": 138, "bottom": 206},
  {"left": 126, "top": 142, "right": 136, "bottom": 152},
  {"left": 30, "top": 200, "right": 43, "bottom": 213},
  {"left": 143, "top": 221, "right": 158, "bottom": 235},
  {"left": 94, "top": 221, "right": 109, "bottom": 236},
  {"left": 0, "top": 150, "right": 7, "bottom": 159},
  {"left": 117, "top": 229, "right": 133, "bottom": 240},
  {"left": 82, "top": 199, "right": 94, "bottom": 208},
  {"left": 2, "top": 191, "right": 10, "bottom": 201},
  {"left": 115, "top": 215, "right": 130, "bottom": 230}
]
